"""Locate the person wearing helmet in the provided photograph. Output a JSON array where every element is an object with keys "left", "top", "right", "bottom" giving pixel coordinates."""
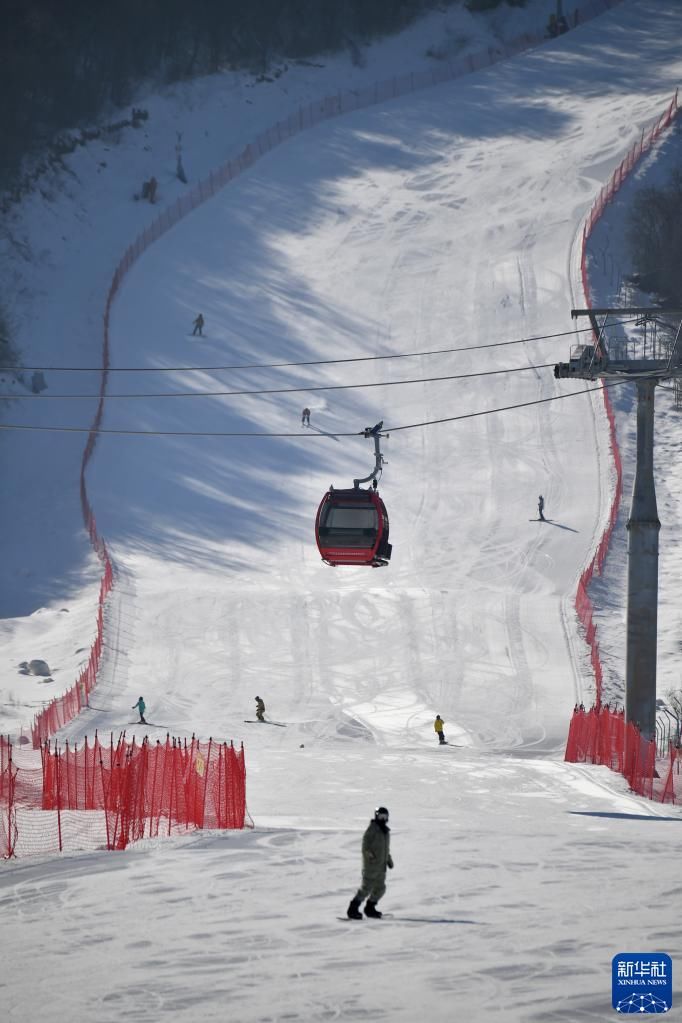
[
  {"left": 132, "top": 696, "right": 146, "bottom": 724},
  {"left": 255, "top": 696, "right": 265, "bottom": 722},
  {"left": 434, "top": 714, "right": 446, "bottom": 745},
  {"left": 346, "top": 806, "right": 394, "bottom": 920}
]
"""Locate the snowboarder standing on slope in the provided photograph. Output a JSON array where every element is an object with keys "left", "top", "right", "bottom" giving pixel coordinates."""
[
  {"left": 132, "top": 696, "right": 146, "bottom": 724},
  {"left": 255, "top": 696, "right": 265, "bottom": 722},
  {"left": 192, "top": 313, "right": 204, "bottom": 336},
  {"left": 301, "top": 407, "right": 311, "bottom": 427},
  {"left": 347, "top": 806, "right": 394, "bottom": 920},
  {"left": 434, "top": 714, "right": 446, "bottom": 745},
  {"left": 538, "top": 495, "right": 545, "bottom": 521}
]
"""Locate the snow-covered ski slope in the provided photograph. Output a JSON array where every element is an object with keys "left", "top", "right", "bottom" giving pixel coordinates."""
[{"left": 3, "top": 2, "right": 682, "bottom": 1020}]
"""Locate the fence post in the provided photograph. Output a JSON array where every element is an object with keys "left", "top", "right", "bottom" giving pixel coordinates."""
[
  {"left": 148, "top": 739, "right": 161, "bottom": 838},
  {"left": 99, "top": 753, "right": 111, "bottom": 849},
  {"left": 167, "top": 738, "right": 176, "bottom": 837},
  {"left": 201, "top": 738, "right": 212, "bottom": 828},
  {"left": 55, "top": 747, "right": 63, "bottom": 853},
  {"left": 217, "top": 742, "right": 224, "bottom": 828}
]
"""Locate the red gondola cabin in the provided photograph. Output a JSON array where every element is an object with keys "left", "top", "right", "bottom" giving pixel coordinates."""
[{"left": 315, "top": 487, "right": 392, "bottom": 567}]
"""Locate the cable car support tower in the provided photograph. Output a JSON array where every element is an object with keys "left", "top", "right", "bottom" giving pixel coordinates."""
[{"left": 555, "top": 308, "right": 682, "bottom": 739}]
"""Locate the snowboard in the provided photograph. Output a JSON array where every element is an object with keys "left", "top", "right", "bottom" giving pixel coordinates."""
[
  {"left": 338, "top": 914, "right": 466, "bottom": 924},
  {"left": 337, "top": 914, "right": 393, "bottom": 922},
  {"left": 243, "top": 719, "right": 287, "bottom": 727}
]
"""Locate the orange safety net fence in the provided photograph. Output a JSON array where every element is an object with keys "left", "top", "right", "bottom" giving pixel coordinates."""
[
  {"left": 31, "top": 560, "right": 113, "bottom": 748},
  {"left": 2, "top": 734, "right": 248, "bottom": 859},
  {"left": 565, "top": 705, "right": 681, "bottom": 804}
]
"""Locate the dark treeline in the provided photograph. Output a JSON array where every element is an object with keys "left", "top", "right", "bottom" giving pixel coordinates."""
[
  {"left": 1, "top": 0, "right": 517, "bottom": 188},
  {"left": 626, "top": 167, "right": 682, "bottom": 307}
]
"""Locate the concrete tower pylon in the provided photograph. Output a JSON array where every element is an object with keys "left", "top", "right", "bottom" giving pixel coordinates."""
[{"left": 625, "top": 378, "right": 660, "bottom": 740}]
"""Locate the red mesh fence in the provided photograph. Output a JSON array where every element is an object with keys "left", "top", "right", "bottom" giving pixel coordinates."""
[
  {"left": 31, "top": 560, "right": 113, "bottom": 747},
  {"left": 564, "top": 706, "right": 682, "bottom": 803},
  {"left": 2, "top": 735, "right": 248, "bottom": 858},
  {"left": 572, "top": 89, "right": 680, "bottom": 706},
  {"left": 581, "top": 91, "right": 679, "bottom": 256},
  {"left": 30, "top": 273, "right": 115, "bottom": 745}
]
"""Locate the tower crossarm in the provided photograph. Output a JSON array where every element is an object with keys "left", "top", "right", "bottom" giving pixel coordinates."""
[{"left": 558, "top": 310, "right": 682, "bottom": 381}]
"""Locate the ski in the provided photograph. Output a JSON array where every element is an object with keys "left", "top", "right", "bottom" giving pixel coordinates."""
[{"left": 243, "top": 719, "right": 286, "bottom": 727}]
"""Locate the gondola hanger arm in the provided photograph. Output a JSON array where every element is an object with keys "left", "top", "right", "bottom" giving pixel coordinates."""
[{"left": 353, "top": 420, "right": 388, "bottom": 488}]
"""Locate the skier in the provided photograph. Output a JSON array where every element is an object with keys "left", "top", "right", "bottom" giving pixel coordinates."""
[
  {"left": 192, "top": 313, "right": 204, "bottom": 336},
  {"left": 132, "top": 696, "right": 146, "bottom": 724},
  {"left": 255, "top": 696, "right": 265, "bottom": 722},
  {"left": 538, "top": 495, "right": 545, "bottom": 521},
  {"left": 346, "top": 806, "right": 394, "bottom": 920},
  {"left": 301, "top": 407, "right": 311, "bottom": 427},
  {"left": 434, "top": 714, "right": 446, "bottom": 745}
]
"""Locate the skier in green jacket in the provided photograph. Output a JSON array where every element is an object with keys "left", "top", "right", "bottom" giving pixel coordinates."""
[
  {"left": 347, "top": 806, "right": 394, "bottom": 919},
  {"left": 132, "top": 696, "right": 146, "bottom": 724}
]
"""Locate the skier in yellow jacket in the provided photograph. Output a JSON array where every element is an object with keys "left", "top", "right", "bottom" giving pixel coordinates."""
[{"left": 434, "top": 714, "right": 446, "bottom": 745}]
